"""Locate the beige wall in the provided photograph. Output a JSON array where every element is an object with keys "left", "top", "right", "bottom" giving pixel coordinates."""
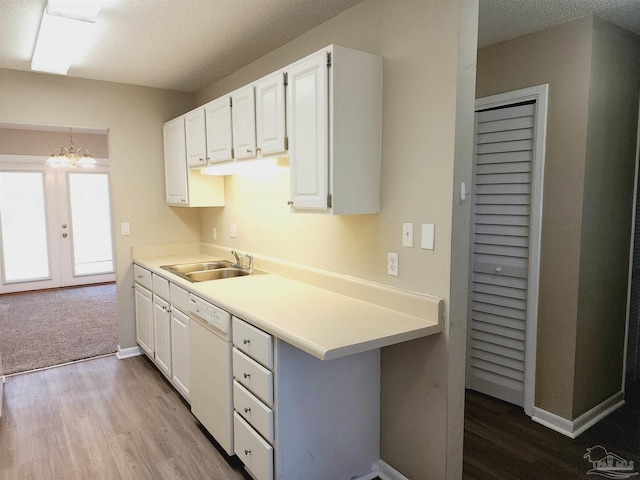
[
  {"left": 477, "top": 16, "right": 640, "bottom": 421},
  {"left": 195, "top": 0, "right": 478, "bottom": 477},
  {"left": 0, "top": 128, "right": 109, "bottom": 158},
  {"left": 574, "top": 18, "right": 640, "bottom": 417},
  {"left": 0, "top": 69, "right": 198, "bottom": 350},
  {"left": 477, "top": 15, "right": 594, "bottom": 420}
]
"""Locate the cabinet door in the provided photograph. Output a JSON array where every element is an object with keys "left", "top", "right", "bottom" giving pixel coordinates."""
[
  {"left": 162, "top": 117, "right": 189, "bottom": 205},
  {"left": 231, "top": 86, "right": 257, "bottom": 159},
  {"left": 153, "top": 295, "right": 172, "bottom": 378},
  {"left": 134, "top": 284, "right": 154, "bottom": 357},
  {"left": 256, "top": 72, "right": 286, "bottom": 155},
  {"left": 205, "top": 96, "right": 234, "bottom": 163},
  {"left": 185, "top": 108, "right": 208, "bottom": 168},
  {"left": 171, "top": 308, "right": 190, "bottom": 400},
  {"left": 287, "top": 51, "right": 329, "bottom": 210}
]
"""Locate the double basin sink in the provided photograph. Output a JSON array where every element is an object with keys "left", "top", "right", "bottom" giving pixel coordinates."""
[{"left": 161, "top": 260, "right": 264, "bottom": 283}]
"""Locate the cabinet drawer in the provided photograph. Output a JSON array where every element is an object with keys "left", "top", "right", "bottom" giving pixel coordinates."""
[
  {"left": 152, "top": 273, "right": 170, "bottom": 301},
  {"left": 133, "top": 265, "right": 152, "bottom": 290},
  {"left": 233, "top": 317, "right": 273, "bottom": 368},
  {"left": 169, "top": 283, "right": 190, "bottom": 313},
  {"left": 233, "top": 348, "right": 273, "bottom": 406},
  {"left": 234, "top": 412, "right": 273, "bottom": 480},
  {"left": 233, "top": 380, "right": 274, "bottom": 443}
]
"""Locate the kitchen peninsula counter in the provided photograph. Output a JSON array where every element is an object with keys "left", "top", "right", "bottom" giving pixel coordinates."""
[{"left": 134, "top": 253, "right": 442, "bottom": 361}]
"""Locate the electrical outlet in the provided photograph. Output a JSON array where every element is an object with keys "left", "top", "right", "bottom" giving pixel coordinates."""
[
  {"left": 212, "top": 227, "right": 217, "bottom": 240},
  {"left": 230, "top": 223, "right": 237, "bottom": 238},
  {"left": 387, "top": 252, "right": 399, "bottom": 276},
  {"left": 402, "top": 223, "right": 414, "bottom": 247}
]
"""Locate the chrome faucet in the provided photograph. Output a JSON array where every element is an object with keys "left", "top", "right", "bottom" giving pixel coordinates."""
[
  {"left": 231, "top": 250, "right": 241, "bottom": 268},
  {"left": 245, "top": 253, "right": 254, "bottom": 271}
]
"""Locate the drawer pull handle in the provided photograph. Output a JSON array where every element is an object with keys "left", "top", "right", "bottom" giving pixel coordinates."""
[
  {"left": 243, "top": 373, "right": 251, "bottom": 379},
  {"left": 243, "top": 339, "right": 250, "bottom": 345},
  {"left": 244, "top": 449, "right": 251, "bottom": 455},
  {"left": 244, "top": 407, "right": 251, "bottom": 414}
]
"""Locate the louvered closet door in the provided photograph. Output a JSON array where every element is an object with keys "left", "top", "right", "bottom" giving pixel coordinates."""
[{"left": 468, "top": 102, "right": 536, "bottom": 407}]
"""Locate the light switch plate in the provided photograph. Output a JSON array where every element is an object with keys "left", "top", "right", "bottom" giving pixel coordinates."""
[
  {"left": 212, "top": 227, "right": 217, "bottom": 240},
  {"left": 121, "top": 222, "right": 130, "bottom": 236},
  {"left": 230, "top": 223, "right": 237, "bottom": 238},
  {"left": 421, "top": 224, "right": 435, "bottom": 250},
  {"left": 402, "top": 223, "right": 414, "bottom": 247}
]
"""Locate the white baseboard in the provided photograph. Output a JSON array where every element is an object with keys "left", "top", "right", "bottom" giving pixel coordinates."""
[
  {"left": 116, "top": 345, "right": 143, "bottom": 360},
  {"left": 378, "top": 460, "right": 410, "bottom": 480},
  {"left": 532, "top": 391, "right": 625, "bottom": 439}
]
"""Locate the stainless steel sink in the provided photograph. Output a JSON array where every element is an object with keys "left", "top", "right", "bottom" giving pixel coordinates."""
[
  {"left": 186, "top": 268, "right": 255, "bottom": 282},
  {"left": 161, "top": 261, "right": 233, "bottom": 275},
  {"left": 160, "top": 261, "right": 264, "bottom": 282}
]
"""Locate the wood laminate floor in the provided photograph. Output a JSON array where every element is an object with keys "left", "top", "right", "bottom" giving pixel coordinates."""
[
  {"left": 463, "top": 384, "right": 640, "bottom": 479},
  {"left": 0, "top": 355, "right": 251, "bottom": 480}
]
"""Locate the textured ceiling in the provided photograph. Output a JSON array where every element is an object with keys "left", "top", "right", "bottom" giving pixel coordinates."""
[
  {"left": 0, "top": 0, "right": 364, "bottom": 93},
  {"left": 479, "top": 0, "right": 640, "bottom": 48},
  {"left": 0, "top": 0, "right": 638, "bottom": 93}
]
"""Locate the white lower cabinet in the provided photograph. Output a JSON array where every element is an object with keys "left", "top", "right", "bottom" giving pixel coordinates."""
[
  {"left": 170, "top": 307, "right": 190, "bottom": 400},
  {"left": 134, "top": 265, "right": 191, "bottom": 403},
  {"left": 134, "top": 283, "right": 153, "bottom": 357},
  {"left": 152, "top": 295, "right": 172, "bottom": 378},
  {"left": 232, "top": 317, "right": 380, "bottom": 480}
]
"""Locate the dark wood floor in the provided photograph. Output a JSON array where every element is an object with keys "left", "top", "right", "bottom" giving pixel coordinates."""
[
  {"left": 463, "top": 383, "right": 640, "bottom": 479},
  {"left": 0, "top": 355, "right": 251, "bottom": 480}
]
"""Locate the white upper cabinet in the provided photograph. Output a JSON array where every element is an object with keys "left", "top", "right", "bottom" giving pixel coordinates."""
[
  {"left": 163, "top": 116, "right": 189, "bottom": 205},
  {"left": 205, "top": 96, "right": 234, "bottom": 163},
  {"left": 163, "top": 116, "right": 225, "bottom": 207},
  {"left": 255, "top": 72, "right": 287, "bottom": 156},
  {"left": 287, "top": 52, "right": 329, "bottom": 211},
  {"left": 287, "top": 45, "right": 383, "bottom": 215},
  {"left": 185, "top": 108, "right": 208, "bottom": 168},
  {"left": 231, "top": 86, "right": 257, "bottom": 159}
]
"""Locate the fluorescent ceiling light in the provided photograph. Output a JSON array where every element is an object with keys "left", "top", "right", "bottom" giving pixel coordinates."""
[
  {"left": 47, "top": 0, "right": 102, "bottom": 22},
  {"left": 31, "top": 1, "right": 101, "bottom": 75}
]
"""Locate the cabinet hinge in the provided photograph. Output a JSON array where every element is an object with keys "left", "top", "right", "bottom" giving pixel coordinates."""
[
  {"left": 283, "top": 71, "right": 288, "bottom": 87},
  {"left": 327, "top": 194, "right": 332, "bottom": 209},
  {"left": 284, "top": 136, "right": 289, "bottom": 150},
  {"left": 231, "top": 147, "right": 235, "bottom": 158},
  {"left": 229, "top": 97, "right": 232, "bottom": 107},
  {"left": 326, "top": 52, "right": 332, "bottom": 68}
]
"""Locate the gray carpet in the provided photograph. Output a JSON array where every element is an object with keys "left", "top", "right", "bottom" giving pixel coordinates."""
[{"left": 0, "top": 284, "right": 118, "bottom": 375}]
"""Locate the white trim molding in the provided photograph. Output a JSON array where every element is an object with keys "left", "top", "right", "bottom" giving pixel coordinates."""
[
  {"left": 532, "top": 391, "right": 625, "bottom": 438},
  {"left": 116, "top": 345, "right": 143, "bottom": 360},
  {"left": 378, "top": 459, "right": 410, "bottom": 480}
]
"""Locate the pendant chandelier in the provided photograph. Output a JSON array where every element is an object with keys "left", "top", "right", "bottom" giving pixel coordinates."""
[{"left": 45, "top": 130, "right": 97, "bottom": 169}]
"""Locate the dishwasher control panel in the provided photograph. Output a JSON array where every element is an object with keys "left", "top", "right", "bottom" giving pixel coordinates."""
[{"left": 189, "top": 294, "right": 231, "bottom": 334}]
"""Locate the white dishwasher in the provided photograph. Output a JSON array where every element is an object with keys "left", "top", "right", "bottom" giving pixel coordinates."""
[{"left": 189, "top": 293, "right": 234, "bottom": 455}]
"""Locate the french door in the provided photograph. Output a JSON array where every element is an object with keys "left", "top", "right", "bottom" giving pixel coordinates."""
[{"left": 0, "top": 157, "right": 115, "bottom": 293}]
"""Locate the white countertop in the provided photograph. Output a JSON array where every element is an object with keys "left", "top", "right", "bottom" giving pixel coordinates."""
[{"left": 134, "top": 254, "right": 441, "bottom": 361}]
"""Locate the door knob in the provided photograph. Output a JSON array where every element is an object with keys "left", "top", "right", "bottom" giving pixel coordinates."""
[
  {"left": 61, "top": 224, "right": 67, "bottom": 228},
  {"left": 62, "top": 233, "right": 68, "bottom": 238},
  {"left": 495, "top": 267, "right": 502, "bottom": 273}
]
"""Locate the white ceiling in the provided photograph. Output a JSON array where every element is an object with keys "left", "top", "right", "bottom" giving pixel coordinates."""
[{"left": 0, "top": 0, "right": 639, "bottom": 93}]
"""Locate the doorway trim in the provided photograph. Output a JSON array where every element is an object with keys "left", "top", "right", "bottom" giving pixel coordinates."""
[{"left": 470, "top": 84, "right": 548, "bottom": 416}]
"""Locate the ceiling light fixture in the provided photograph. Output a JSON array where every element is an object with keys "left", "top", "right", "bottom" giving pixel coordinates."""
[
  {"left": 45, "top": 130, "right": 97, "bottom": 169},
  {"left": 31, "top": 0, "right": 102, "bottom": 75}
]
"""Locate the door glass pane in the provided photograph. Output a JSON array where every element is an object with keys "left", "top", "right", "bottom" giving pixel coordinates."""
[
  {"left": 0, "top": 172, "right": 50, "bottom": 282},
  {"left": 68, "top": 173, "right": 114, "bottom": 276}
]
